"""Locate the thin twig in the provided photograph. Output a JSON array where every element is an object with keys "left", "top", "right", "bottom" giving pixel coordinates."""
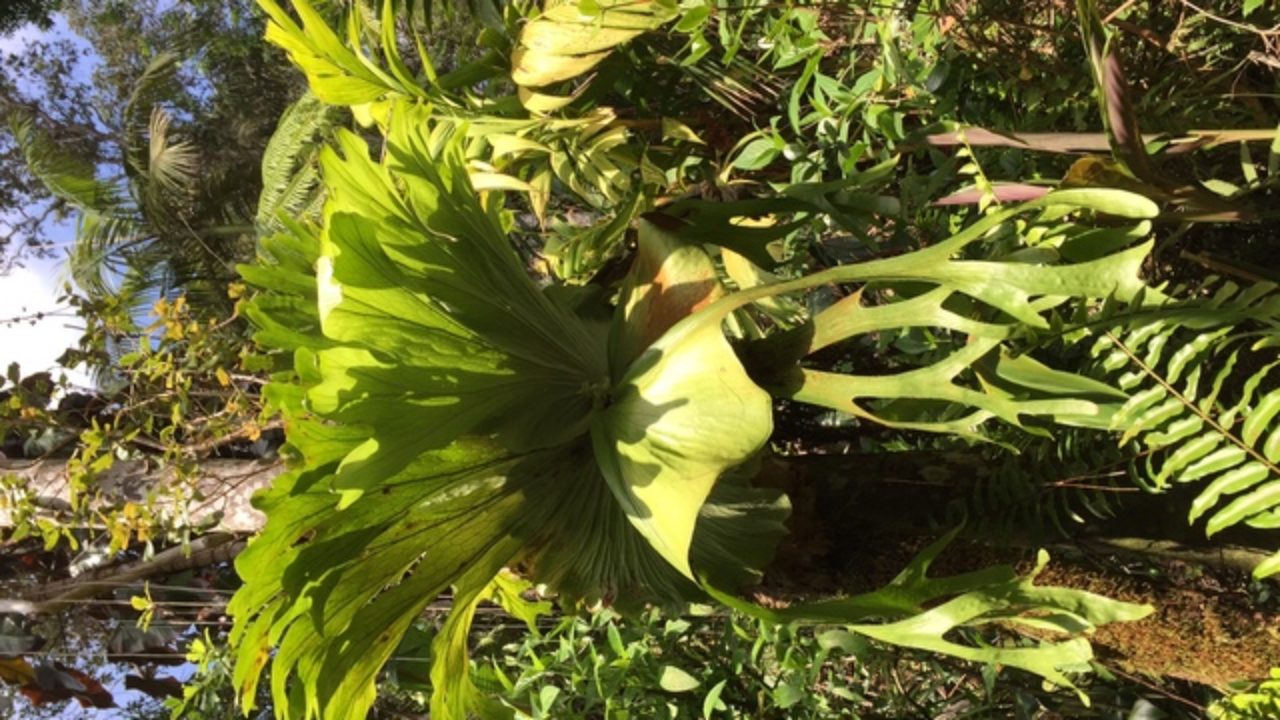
[
  {"left": 1103, "top": 664, "right": 1207, "bottom": 713},
  {"left": 1179, "top": 0, "right": 1280, "bottom": 36},
  {"left": 1103, "top": 0, "right": 1139, "bottom": 24}
]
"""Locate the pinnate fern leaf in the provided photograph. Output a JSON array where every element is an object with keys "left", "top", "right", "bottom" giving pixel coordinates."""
[{"left": 1086, "top": 281, "right": 1280, "bottom": 577}]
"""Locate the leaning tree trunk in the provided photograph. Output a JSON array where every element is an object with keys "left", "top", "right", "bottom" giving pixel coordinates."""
[
  {"left": 0, "top": 531, "right": 244, "bottom": 615},
  {"left": 0, "top": 458, "right": 280, "bottom": 615}
]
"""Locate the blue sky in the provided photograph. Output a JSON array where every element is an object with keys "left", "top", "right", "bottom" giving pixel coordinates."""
[{"left": 0, "top": 16, "right": 97, "bottom": 389}]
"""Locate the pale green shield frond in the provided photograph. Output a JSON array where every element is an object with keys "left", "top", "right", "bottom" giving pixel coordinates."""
[
  {"left": 593, "top": 220, "right": 774, "bottom": 580},
  {"left": 609, "top": 217, "right": 728, "bottom": 379}
]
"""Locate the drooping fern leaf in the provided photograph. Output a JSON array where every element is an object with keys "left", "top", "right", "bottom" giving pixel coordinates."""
[
  {"left": 949, "top": 433, "right": 1135, "bottom": 542},
  {"left": 1082, "top": 281, "right": 1280, "bottom": 577}
]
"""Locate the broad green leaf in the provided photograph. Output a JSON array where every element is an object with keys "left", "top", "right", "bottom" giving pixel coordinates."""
[
  {"left": 230, "top": 437, "right": 527, "bottom": 720},
  {"left": 1254, "top": 550, "right": 1280, "bottom": 579},
  {"left": 990, "top": 350, "right": 1127, "bottom": 400},
  {"left": 658, "top": 665, "right": 701, "bottom": 693},
  {"left": 593, "top": 293, "right": 773, "bottom": 579},
  {"left": 772, "top": 681, "right": 805, "bottom": 709},
  {"left": 702, "top": 678, "right": 727, "bottom": 719},
  {"left": 817, "top": 629, "right": 870, "bottom": 656},
  {"left": 512, "top": 0, "right": 678, "bottom": 109},
  {"left": 512, "top": 45, "right": 611, "bottom": 86},
  {"left": 732, "top": 137, "right": 779, "bottom": 170},
  {"left": 591, "top": 220, "right": 776, "bottom": 579},
  {"left": 1041, "top": 188, "right": 1158, "bottom": 218},
  {"left": 308, "top": 133, "right": 608, "bottom": 494}
]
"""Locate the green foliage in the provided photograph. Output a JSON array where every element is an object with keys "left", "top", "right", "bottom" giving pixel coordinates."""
[
  {"left": 1211, "top": 668, "right": 1280, "bottom": 720},
  {"left": 383, "top": 598, "right": 1194, "bottom": 719},
  {"left": 230, "top": 122, "right": 1158, "bottom": 720},
  {"left": 1073, "top": 281, "right": 1280, "bottom": 576},
  {"left": 0, "top": 0, "right": 59, "bottom": 34},
  {"left": 7, "top": 54, "right": 248, "bottom": 318},
  {"left": 467, "top": 607, "right": 984, "bottom": 719},
  {"left": 216, "top": 1, "right": 1280, "bottom": 717},
  {"left": 2, "top": 288, "right": 269, "bottom": 554},
  {"left": 255, "top": 91, "right": 345, "bottom": 237},
  {"left": 230, "top": 122, "right": 791, "bottom": 719}
]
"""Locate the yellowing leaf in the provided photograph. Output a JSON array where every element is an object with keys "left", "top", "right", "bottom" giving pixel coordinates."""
[{"left": 0, "top": 657, "right": 36, "bottom": 686}]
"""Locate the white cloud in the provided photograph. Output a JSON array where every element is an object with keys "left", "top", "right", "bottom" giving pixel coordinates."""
[{"left": 0, "top": 261, "right": 91, "bottom": 389}]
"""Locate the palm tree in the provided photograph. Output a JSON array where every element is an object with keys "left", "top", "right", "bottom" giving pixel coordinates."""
[{"left": 10, "top": 54, "right": 252, "bottom": 318}]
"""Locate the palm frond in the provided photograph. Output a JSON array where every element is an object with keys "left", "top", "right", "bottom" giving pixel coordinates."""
[
  {"left": 7, "top": 112, "right": 127, "bottom": 213},
  {"left": 122, "top": 53, "right": 183, "bottom": 181},
  {"left": 145, "top": 106, "right": 199, "bottom": 196},
  {"left": 66, "top": 212, "right": 150, "bottom": 299}
]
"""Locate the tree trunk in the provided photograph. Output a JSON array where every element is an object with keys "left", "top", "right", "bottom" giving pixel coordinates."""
[{"left": 0, "top": 458, "right": 281, "bottom": 532}]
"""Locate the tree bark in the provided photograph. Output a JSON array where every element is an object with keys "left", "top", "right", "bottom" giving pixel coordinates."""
[
  {"left": 2, "top": 531, "right": 244, "bottom": 615},
  {"left": 0, "top": 458, "right": 281, "bottom": 532}
]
